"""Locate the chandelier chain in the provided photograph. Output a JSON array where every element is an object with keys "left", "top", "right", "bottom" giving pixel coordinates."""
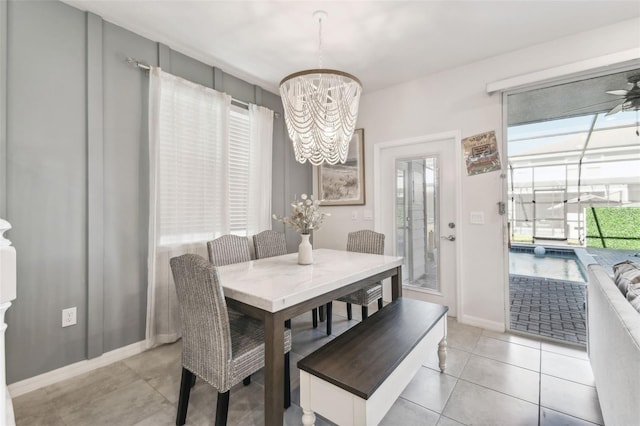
[
  {"left": 279, "top": 10, "right": 362, "bottom": 165},
  {"left": 317, "top": 14, "right": 323, "bottom": 69}
]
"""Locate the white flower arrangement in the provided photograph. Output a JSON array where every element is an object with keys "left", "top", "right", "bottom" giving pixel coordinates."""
[{"left": 273, "top": 194, "right": 330, "bottom": 235}]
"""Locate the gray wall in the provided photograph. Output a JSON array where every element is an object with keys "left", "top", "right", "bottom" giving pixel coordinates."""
[{"left": 1, "top": 0, "right": 311, "bottom": 383}]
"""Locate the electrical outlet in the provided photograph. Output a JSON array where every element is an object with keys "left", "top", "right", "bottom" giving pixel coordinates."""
[{"left": 62, "top": 307, "right": 77, "bottom": 327}]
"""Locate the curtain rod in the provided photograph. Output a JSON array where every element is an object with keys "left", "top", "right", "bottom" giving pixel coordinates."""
[
  {"left": 126, "top": 57, "right": 150, "bottom": 70},
  {"left": 126, "top": 57, "right": 280, "bottom": 118}
]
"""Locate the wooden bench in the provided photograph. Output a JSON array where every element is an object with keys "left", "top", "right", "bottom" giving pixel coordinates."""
[{"left": 298, "top": 297, "right": 448, "bottom": 426}]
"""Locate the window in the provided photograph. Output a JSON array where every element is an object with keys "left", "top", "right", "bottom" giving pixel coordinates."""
[
  {"left": 228, "top": 106, "right": 251, "bottom": 235},
  {"left": 151, "top": 70, "right": 273, "bottom": 246}
]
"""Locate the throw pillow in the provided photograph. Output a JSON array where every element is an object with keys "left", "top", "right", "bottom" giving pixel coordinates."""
[
  {"left": 614, "top": 263, "right": 640, "bottom": 296},
  {"left": 631, "top": 294, "right": 640, "bottom": 314},
  {"left": 627, "top": 282, "right": 640, "bottom": 302},
  {"left": 613, "top": 260, "right": 640, "bottom": 279}
]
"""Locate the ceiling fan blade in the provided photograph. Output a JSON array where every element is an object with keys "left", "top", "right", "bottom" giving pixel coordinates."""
[
  {"left": 606, "top": 90, "right": 629, "bottom": 96},
  {"left": 606, "top": 103, "right": 624, "bottom": 116}
]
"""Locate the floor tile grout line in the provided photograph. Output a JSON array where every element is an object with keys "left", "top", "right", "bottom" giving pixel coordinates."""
[
  {"left": 539, "top": 371, "right": 596, "bottom": 389},
  {"left": 539, "top": 347, "right": 589, "bottom": 361},
  {"left": 396, "top": 396, "right": 441, "bottom": 418},
  {"left": 508, "top": 328, "right": 586, "bottom": 349},
  {"left": 479, "top": 333, "right": 543, "bottom": 350},
  {"left": 466, "top": 351, "right": 542, "bottom": 374},
  {"left": 538, "top": 346, "right": 542, "bottom": 426},
  {"left": 455, "top": 376, "right": 540, "bottom": 407},
  {"left": 438, "top": 371, "right": 461, "bottom": 424},
  {"left": 438, "top": 346, "right": 472, "bottom": 425},
  {"left": 537, "top": 403, "right": 604, "bottom": 426}
]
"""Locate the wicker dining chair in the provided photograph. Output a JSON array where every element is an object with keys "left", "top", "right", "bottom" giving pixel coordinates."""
[
  {"left": 207, "top": 234, "right": 252, "bottom": 266},
  {"left": 342, "top": 230, "right": 385, "bottom": 319},
  {"left": 326, "top": 230, "right": 385, "bottom": 333},
  {"left": 170, "top": 253, "right": 292, "bottom": 426},
  {"left": 252, "top": 230, "right": 326, "bottom": 333},
  {"left": 253, "top": 229, "right": 287, "bottom": 260},
  {"left": 206, "top": 234, "right": 254, "bottom": 384}
]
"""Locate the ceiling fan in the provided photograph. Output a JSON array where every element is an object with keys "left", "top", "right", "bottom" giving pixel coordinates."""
[
  {"left": 605, "top": 74, "right": 640, "bottom": 116},
  {"left": 605, "top": 74, "right": 640, "bottom": 136}
]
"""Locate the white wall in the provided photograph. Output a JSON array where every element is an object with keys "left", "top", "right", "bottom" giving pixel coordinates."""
[{"left": 314, "top": 18, "right": 640, "bottom": 330}]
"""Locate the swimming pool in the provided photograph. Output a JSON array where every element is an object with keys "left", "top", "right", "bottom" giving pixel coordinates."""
[{"left": 509, "top": 246, "right": 586, "bottom": 282}]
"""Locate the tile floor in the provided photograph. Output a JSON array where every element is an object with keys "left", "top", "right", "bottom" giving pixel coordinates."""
[{"left": 12, "top": 302, "right": 603, "bottom": 426}]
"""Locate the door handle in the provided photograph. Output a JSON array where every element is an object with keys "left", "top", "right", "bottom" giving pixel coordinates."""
[{"left": 441, "top": 235, "right": 456, "bottom": 241}]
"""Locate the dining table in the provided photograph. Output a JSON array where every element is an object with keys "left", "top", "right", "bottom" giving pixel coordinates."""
[{"left": 216, "top": 248, "right": 403, "bottom": 426}]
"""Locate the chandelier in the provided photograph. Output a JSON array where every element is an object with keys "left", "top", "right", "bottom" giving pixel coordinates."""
[{"left": 279, "top": 11, "right": 362, "bottom": 166}]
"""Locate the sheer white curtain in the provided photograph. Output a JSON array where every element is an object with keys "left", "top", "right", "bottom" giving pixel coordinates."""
[
  {"left": 146, "top": 67, "right": 231, "bottom": 347},
  {"left": 247, "top": 104, "right": 274, "bottom": 234}
]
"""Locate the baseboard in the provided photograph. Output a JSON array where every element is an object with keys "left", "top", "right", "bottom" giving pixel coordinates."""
[
  {"left": 458, "top": 314, "right": 505, "bottom": 332},
  {"left": 8, "top": 340, "right": 148, "bottom": 398}
]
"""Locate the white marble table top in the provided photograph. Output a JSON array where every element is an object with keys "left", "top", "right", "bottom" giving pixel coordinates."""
[{"left": 217, "top": 248, "right": 403, "bottom": 312}]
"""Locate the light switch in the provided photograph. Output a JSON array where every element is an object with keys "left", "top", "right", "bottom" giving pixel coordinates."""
[
  {"left": 470, "top": 211, "right": 484, "bottom": 225},
  {"left": 351, "top": 211, "right": 358, "bottom": 220}
]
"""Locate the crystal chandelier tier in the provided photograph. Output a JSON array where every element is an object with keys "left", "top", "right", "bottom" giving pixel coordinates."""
[{"left": 279, "top": 11, "right": 362, "bottom": 166}]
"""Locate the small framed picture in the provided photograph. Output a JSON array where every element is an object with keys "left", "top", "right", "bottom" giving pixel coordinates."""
[{"left": 318, "top": 128, "right": 365, "bottom": 206}]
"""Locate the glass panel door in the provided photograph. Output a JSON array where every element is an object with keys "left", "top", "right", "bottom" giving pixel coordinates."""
[{"left": 395, "top": 156, "right": 440, "bottom": 292}]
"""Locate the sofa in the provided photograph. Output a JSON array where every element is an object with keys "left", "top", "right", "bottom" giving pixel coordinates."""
[{"left": 587, "top": 260, "right": 640, "bottom": 426}]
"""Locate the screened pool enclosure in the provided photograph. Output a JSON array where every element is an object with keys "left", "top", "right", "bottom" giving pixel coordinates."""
[{"left": 508, "top": 102, "right": 640, "bottom": 247}]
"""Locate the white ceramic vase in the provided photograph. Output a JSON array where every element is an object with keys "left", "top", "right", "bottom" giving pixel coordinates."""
[{"left": 298, "top": 233, "right": 313, "bottom": 265}]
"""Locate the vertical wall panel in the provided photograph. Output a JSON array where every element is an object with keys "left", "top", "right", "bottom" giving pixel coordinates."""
[
  {"left": 221, "top": 72, "right": 255, "bottom": 104},
  {"left": 169, "top": 50, "right": 214, "bottom": 88},
  {"left": 86, "top": 12, "right": 104, "bottom": 359},
  {"left": 102, "top": 22, "right": 156, "bottom": 351},
  {"left": 5, "top": 0, "right": 87, "bottom": 383},
  {"left": 213, "top": 68, "right": 223, "bottom": 91},
  {"left": 158, "top": 43, "right": 171, "bottom": 71}
]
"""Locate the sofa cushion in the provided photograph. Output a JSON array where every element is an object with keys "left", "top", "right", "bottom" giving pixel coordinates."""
[
  {"left": 631, "top": 295, "right": 640, "bottom": 313},
  {"left": 613, "top": 260, "right": 640, "bottom": 281},
  {"left": 613, "top": 264, "right": 640, "bottom": 296},
  {"left": 627, "top": 282, "right": 640, "bottom": 302},
  {"left": 587, "top": 263, "right": 640, "bottom": 426}
]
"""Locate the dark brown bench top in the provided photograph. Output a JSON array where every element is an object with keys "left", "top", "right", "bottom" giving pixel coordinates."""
[{"left": 297, "top": 297, "right": 448, "bottom": 400}]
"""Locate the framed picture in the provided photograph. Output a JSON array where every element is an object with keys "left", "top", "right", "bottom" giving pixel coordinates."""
[{"left": 318, "top": 128, "right": 365, "bottom": 206}]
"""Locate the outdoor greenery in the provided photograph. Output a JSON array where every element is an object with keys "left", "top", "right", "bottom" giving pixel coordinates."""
[
  {"left": 586, "top": 207, "right": 640, "bottom": 250},
  {"left": 512, "top": 234, "right": 534, "bottom": 243}
]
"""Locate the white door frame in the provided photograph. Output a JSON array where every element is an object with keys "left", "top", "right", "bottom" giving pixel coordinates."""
[{"left": 373, "top": 130, "right": 464, "bottom": 318}]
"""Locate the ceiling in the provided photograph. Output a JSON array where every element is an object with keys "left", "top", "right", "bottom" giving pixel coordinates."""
[{"left": 61, "top": 1, "right": 640, "bottom": 95}]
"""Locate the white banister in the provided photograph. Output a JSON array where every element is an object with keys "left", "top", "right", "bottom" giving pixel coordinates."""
[{"left": 0, "top": 219, "right": 16, "bottom": 425}]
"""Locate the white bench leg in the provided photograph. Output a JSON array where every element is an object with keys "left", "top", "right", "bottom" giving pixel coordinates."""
[
  {"left": 302, "top": 409, "right": 316, "bottom": 426},
  {"left": 438, "top": 337, "right": 447, "bottom": 373}
]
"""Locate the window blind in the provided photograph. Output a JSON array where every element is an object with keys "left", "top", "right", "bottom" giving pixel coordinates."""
[
  {"left": 157, "top": 73, "right": 230, "bottom": 245},
  {"left": 228, "top": 106, "right": 251, "bottom": 235},
  {"left": 152, "top": 69, "right": 272, "bottom": 246}
]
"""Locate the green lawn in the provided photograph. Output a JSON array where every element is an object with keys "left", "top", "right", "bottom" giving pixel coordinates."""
[{"left": 586, "top": 207, "right": 640, "bottom": 250}]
